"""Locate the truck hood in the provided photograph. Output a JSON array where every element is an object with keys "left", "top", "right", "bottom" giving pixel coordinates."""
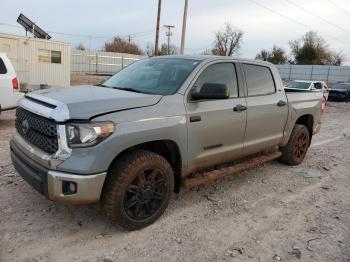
[{"left": 25, "top": 85, "right": 162, "bottom": 120}]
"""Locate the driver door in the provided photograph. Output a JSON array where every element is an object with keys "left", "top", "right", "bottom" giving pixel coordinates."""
[{"left": 185, "top": 62, "right": 247, "bottom": 172}]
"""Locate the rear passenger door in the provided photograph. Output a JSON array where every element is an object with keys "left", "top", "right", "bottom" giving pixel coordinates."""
[
  {"left": 186, "top": 62, "right": 247, "bottom": 171},
  {"left": 0, "top": 57, "right": 13, "bottom": 109},
  {"left": 241, "top": 63, "right": 288, "bottom": 155}
]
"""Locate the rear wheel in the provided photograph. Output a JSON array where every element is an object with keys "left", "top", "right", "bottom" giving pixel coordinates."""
[
  {"left": 101, "top": 150, "right": 174, "bottom": 230},
  {"left": 279, "top": 124, "right": 310, "bottom": 166}
]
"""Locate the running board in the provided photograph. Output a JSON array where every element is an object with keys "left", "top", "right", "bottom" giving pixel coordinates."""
[{"left": 182, "top": 151, "right": 282, "bottom": 188}]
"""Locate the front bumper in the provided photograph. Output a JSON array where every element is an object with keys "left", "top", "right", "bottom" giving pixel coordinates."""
[{"left": 10, "top": 140, "right": 106, "bottom": 204}]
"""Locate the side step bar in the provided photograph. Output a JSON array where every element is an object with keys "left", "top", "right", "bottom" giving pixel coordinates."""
[{"left": 182, "top": 151, "right": 282, "bottom": 188}]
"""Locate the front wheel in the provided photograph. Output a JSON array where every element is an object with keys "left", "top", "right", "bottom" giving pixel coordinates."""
[
  {"left": 279, "top": 124, "right": 310, "bottom": 166},
  {"left": 101, "top": 150, "right": 174, "bottom": 230}
]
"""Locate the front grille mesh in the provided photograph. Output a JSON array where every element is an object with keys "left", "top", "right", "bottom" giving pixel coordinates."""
[{"left": 15, "top": 107, "right": 58, "bottom": 154}]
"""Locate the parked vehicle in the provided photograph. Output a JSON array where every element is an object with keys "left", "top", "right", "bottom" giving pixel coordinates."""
[
  {"left": 284, "top": 80, "right": 329, "bottom": 100},
  {"left": 11, "top": 56, "right": 325, "bottom": 230},
  {"left": 328, "top": 83, "right": 350, "bottom": 102},
  {"left": 0, "top": 53, "right": 23, "bottom": 113}
]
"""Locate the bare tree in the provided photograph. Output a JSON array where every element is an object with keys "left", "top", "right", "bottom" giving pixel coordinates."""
[
  {"left": 159, "top": 43, "right": 179, "bottom": 56},
  {"left": 201, "top": 48, "right": 211, "bottom": 55},
  {"left": 104, "top": 37, "right": 143, "bottom": 55},
  {"left": 76, "top": 43, "right": 86, "bottom": 51},
  {"left": 211, "top": 22, "right": 244, "bottom": 56},
  {"left": 145, "top": 43, "right": 156, "bottom": 57}
]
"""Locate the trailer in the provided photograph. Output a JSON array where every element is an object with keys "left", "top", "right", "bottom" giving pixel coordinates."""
[{"left": 0, "top": 32, "right": 70, "bottom": 90}]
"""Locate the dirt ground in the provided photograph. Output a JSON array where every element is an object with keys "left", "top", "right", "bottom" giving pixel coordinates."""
[
  {"left": 1, "top": 102, "right": 350, "bottom": 262},
  {"left": 70, "top": 74, "right": 110, "bottom": 86}
]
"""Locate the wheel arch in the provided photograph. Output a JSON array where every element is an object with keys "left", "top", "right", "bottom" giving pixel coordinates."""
[
  {"left": 106, "top": 140, "right": 182, "bottom": 193},
  {"left": 295, "top": 114, "right": 314, "bottom": 145}
]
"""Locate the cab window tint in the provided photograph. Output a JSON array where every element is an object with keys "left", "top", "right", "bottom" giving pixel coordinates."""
[
  {"left": 243, "top": 64, "right": 275, "bottom": 96},
  {"left": 194, "top": 63, "right": 238, "bottom": 98},
  {"left": 0, "top": 58, "right": 7, "bottom": 74}
]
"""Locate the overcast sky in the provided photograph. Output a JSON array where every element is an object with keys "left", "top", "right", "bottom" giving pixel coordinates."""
[{"left": 1, "top": 0, "right": 350, "bottom": 63}]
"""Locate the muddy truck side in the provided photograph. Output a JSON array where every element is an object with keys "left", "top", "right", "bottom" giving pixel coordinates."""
[{"left": 10, "top": 56, "right": 325, "bottom": 230}]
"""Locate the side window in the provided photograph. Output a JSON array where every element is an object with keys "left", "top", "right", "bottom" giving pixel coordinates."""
[
  {"left": 38, "top": 49, "right": 62, "bottom": 64},
  {"left": 38, "top": 49, "right": 50, "bottom": 63},
  {"left": 51, "top": 51, "right": 62, "bottom": 64},
  {"left": 314, "top": 82, "right": 322, "bottom": 89},
  {"left": 0, "top": 58, "right": 7, "bottom": 74},
  {"left": 243, "top": 64, "right": 275, "bottom": 96},
  {"left": 193, "top": 63, "right": 238, "bottom": 98}
]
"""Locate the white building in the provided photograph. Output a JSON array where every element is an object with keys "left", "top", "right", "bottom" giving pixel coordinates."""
[{"left": 0, "top": 32, "right": 70, "bottom": 89}]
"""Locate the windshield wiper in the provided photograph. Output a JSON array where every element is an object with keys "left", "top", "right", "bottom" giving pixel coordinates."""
[
  {"left": 95, "top": 83, "right": 108, "bottom": 87},
  {"left": 112, "top": 86, "right": 152, "bottom": 94}
]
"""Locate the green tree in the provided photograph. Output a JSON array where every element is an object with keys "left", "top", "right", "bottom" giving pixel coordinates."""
[
  {"left": 255, "top": 45, "right": 288, "bottom": 64},
  {"left": 289, "top": 31, "right": 344, "bottom": 65}
]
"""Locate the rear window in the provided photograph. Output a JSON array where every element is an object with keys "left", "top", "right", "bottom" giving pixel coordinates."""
[
  {"left": 243, "top": 64, "right": 275, "bottom": 96},
  {"left": 0, "top": 58, "right": 7, "bottom": 74}
]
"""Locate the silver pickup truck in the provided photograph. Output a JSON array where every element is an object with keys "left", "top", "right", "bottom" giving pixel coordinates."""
[{"left": 11, "top": 55, "right": 325, "bottom": 230}]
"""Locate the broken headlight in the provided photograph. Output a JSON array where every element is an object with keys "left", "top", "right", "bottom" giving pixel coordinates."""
[{"left": 66, "top": 122, "right": 114, "bottom": 148}]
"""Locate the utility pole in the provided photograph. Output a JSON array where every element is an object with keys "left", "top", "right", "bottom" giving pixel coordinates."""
[
  {"left": 180, "top": 0, "right": 189, "bottom": 54},
  {"left": 154, "top": 0, "right": 162, "bottom": 56},
  {"left": 164, "top": 25, "right": 175, "bottom": 55}
]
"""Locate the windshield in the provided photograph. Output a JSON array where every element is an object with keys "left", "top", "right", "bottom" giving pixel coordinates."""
[
  {"left": 286, "top": 81, "right": 311, "bottom": 90},
  {"left": 103, "top": 58, "right": 201, "bottom": 95},
  {"left": 332, "top": 83, "right": 350, "bottom": 90}
]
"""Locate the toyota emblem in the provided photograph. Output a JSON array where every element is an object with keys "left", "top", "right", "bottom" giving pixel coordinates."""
[{"left": 21, "top": 119, "right": 30, "bottom": 135}]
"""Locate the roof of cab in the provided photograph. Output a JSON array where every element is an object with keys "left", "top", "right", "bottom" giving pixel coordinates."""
[{"left": 151, "top": 54, "right": 273, "bottom": 66}]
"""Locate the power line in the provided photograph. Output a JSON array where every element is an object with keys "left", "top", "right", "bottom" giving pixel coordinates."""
[
  {"left": 285, "top": 0, "right": 350, "bottom": 35},
  {"left": 326, "top": 0, "right": 350, "bottom": 16},
  {"left": 246, "top": 0, "right": 348, "bottom": 46},
  {"left": 0, "top": 21, "right": 159, "bottom": 40}
]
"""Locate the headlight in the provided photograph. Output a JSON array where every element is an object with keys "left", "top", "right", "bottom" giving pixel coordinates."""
[{"left": 66, "top": 122, "right": 114, "bottom": 148}]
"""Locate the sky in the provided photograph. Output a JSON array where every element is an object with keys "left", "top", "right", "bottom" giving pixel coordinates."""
[{"left": 1, "top": 0, "right": 350, "bottom": 63}]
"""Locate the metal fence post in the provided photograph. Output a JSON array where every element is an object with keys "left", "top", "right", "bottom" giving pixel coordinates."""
[
  {"left": 121, "top": 56, "right": 124, "bottom": 70},
  {"left": 288, "top": 65, "right": 292, "bottom": 80},
  {"left": 96, "top": 53, "right": 98, "bottom": 74},
  {"left": 310, "top": 65, "right": 314, "bottom": 80},
  {"left": 326, "top": 66, "right": 330, "bottom": 82}
]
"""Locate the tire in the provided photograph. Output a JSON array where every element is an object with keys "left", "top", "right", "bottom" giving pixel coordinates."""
[
  {"left": 279, "top": 124, "right": 310, "bottom": 166},
  {"left": 101, "top": 150, "right": 174, "bottom": 231}
]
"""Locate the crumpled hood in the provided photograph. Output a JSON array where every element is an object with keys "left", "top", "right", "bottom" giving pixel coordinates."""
[{"left": 27, "top": 85, "right": 162, "bottom": 120}]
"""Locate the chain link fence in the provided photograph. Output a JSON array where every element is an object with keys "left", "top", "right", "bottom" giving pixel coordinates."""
[
  {"left": 71, "top": 50, "right": 145, "bottom": 86},
  {"left": 276, "top": 64, "right": 350, "bottom": 83}
]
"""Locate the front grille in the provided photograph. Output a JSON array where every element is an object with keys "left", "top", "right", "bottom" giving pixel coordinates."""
[{"left": 15, "top": 107, "right": 58, "bottom": 154}]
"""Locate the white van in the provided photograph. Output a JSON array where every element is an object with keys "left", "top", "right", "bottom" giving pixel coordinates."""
[{"left": 0, "top": 53, "right": 24, "bottom": 113}]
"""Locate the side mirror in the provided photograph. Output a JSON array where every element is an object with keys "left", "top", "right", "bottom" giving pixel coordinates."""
[{"left": 191, "top": 83, "right": 229, "bottom": 100}]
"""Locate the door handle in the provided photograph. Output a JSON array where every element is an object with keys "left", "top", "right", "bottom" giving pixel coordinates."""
[
  {"left": 277, "top": 100, "right": 287, "bottom": 107},
  {"left": 190, "top": 116, "right": 201, "bottom": 122},
  {"left": 233, "top": 104, "right": 247, "bottom": 112}
]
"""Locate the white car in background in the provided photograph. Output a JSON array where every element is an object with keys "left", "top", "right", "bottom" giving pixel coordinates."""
[
  {"left": 0, "top": 53, "right": 24, "bottom": 113},
  {"left": 284, "top": 80, "right": 329, "bottom": 99}
]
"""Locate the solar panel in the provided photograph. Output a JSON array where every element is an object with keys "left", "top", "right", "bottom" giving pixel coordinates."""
[{"left": 17, "top": 13, "right": 51, "bottom": 40}]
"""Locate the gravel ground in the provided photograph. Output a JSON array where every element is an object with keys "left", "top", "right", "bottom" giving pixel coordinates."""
[{"left": 0, "top": 102, "right": 350, "bottom": 262}]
